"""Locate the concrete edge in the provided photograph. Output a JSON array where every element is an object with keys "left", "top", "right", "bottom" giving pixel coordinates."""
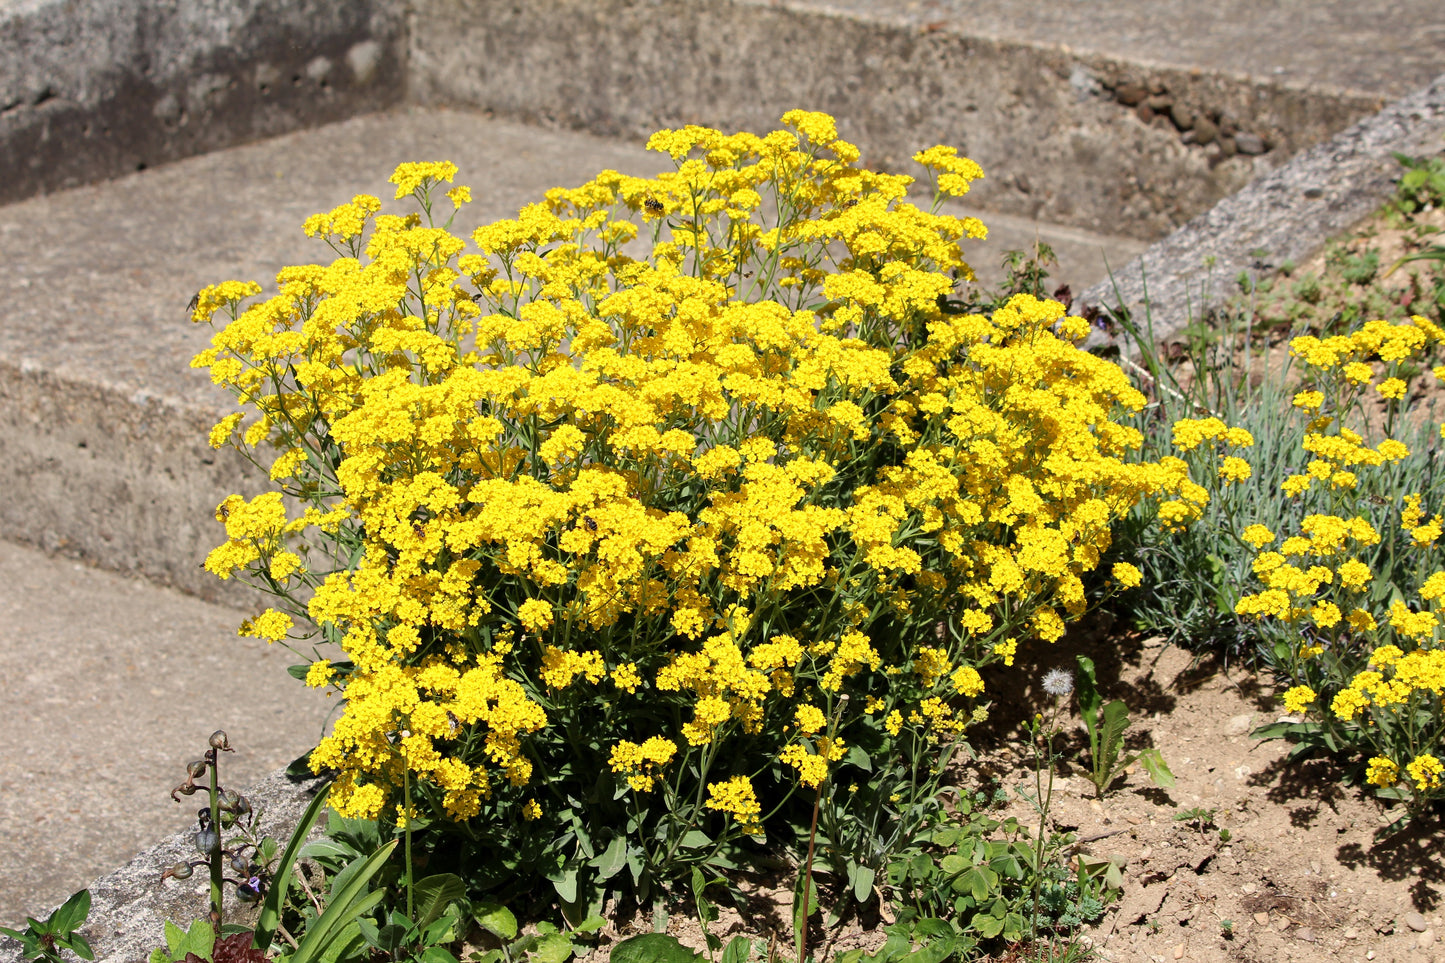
[
  {"left": 1079, "top": 72, "right": 1445, "bottom": 352},
  {"left": 0, "top": 357, "right": 271, "bottom": 610}
]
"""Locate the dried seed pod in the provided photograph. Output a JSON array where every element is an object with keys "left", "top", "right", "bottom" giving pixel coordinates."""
[
  {"left": 186, "top": 759, "right": 209, "bottom": 780},
  {"left": 193, "top": 827, "right": 220, "bottom": 855},
  {"left": 208, "top": 730, "right": 232, "bottom": 751},
  {"left": 163, "top": 861, "right": 194, "bottom": 880}
]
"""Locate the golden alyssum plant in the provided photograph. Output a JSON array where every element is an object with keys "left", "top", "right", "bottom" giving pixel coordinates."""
[
  {"left": 1234, "top": 317, "right": 1445, "bottom": 816},
  {"left": 191, "top": 110, "right": 1187, "bottom": 902}
]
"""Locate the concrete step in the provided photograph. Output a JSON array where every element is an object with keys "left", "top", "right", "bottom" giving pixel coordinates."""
[
  {"left": 0, "top": 538, "right": 333, "bottom": 928},
  {"left": 8, "top": 0, "right": 1442, "bottom": 236},
  {"left": 0, "top": 105, "right": 1144, "bottom": 603}
]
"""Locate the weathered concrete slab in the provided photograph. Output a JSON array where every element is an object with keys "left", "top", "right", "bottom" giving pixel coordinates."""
[
  {"left": 0, "top": 538, "right": 333, "bottom": 932},
  {"left": 0, "top": 0, "right": 404, "bottom": 205}
]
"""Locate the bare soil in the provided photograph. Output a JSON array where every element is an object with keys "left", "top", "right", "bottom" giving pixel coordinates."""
[{"left": 563, "top": 622, "right": 1443, "bottom": 963}]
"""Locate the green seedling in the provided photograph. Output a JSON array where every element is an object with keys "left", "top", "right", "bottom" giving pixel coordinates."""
[
  {"left": 1074, "top": 656, "right": 1174, "bottom": 799},
  {"left": 0, "top": 889, "right": 94, "bottom": 963}
]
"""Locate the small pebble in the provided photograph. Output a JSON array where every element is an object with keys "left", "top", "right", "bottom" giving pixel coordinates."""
[
  {"left": 1406, "top": 912, "right": 1429, "bottom": 932},
  {"left": 1295, "top": 927, "right": 1315, "bottom": 942},
  {"left": 1344, "top": 928, "right": 1360, "bottom": 939},
  {"left": 1253, "top": 912, "right": 1270, "bottom": 925},
  {"left": 1172, "top": 942, "right": 1185, "bottom": 959},
  {"left": 1235, "top": 132, "right": 1267, "bottom": 154},
  {"left": 1417, "top": 929, "right": 1436, "bottom": 948},
  {"left": 1366, "top": 951, "right": 1375, "bottom": 960}
]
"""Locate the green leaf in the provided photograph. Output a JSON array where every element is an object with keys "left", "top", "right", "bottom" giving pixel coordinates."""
[
  {"left": 167, "top": 919, "right": 214, "bottom": 962},
  {"left": 851, "top": 864, "right": 876, "bottom": 904},
  {"left": 591, "top": 836, "right": 629, "bottom": 881},
  {"left": 413, "top": 873, "right": 467, "bottom": 931},
  {"left": 679, "top": 830, "right": 712, "bottom": 850},
  {"left": 287, "top": 838, "right": 397, "bottom": 963},
  {"left": 722, "top": 936, "right": 752, "bottom": 963},
  {"left": 1137, "top": 747, "right": 1175, "bottom": 789},
  {"left": 1074, "top": 655, "right": 1101, "bottom": 730},
  {"left": 938, "top": 853, "right": 966, "bottom": 877},
  {"left": 534, "top": 931, "right": 576, "bottom": 963},
  {"left": 63, "top": 933, "right": 96, "bottom": 961},
  {"left": 610, "top": 934, "right": 703, "bottom": 963},
  {"left": 51, "top": 889, "right": 91, "bottom": 934},
  {"left": 971, "top": 913, "right": 1004, "bottom": 939},
  {"left": 255, "top": 780, "right": 333, "bottom": 952},
  {"left": 550, "top": 865, "right": 579, "bottom": 904},
  {"left": 844, "top": 744, "right": 873, "bottom": 772}
]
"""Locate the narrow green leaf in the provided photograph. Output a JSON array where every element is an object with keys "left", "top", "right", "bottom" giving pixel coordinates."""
[
  {"left": 591, "top": 836, "right": 629, "bottom": 881},
  {"left": 255, "top": 780, "right": 333, "bottom": 951},
  {"left": 851, "top": 864, "right": 876, "bottom": 904},
  {"left": 288, "top": 838, "right": 397, "bottom": 963}
]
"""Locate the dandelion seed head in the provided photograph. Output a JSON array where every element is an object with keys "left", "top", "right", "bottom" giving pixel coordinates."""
[{"left": 1042, "top": 668, "right": 1074, "bottom": 697}]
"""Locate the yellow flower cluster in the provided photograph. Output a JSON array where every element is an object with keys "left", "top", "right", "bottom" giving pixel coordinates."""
[
  {"left": 1234, "top": 316, "right": 1445, "bottom": 812},
  {"left": 192, "top": 112, "right": 1173, "bottom": 831}
]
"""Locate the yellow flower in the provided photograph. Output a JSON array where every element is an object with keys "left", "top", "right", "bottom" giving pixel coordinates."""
[
  {"left": 1240, "top": 524, "right": 1275, "bottom": 547},
  {"left": 704, "top": 775, "right": 763, "bottom": 834},
  {"left": 522, "top": 798, "right": 542, "bottom": 820},
  {"left": 1376, "top": 377, "right": 1407, "bottom": 400},
  {"left": 1405, "top": 754, "right": 1444, "bottom": 791},
  {"left": 1365, "top": 757, "right": 1398, "bottom": 788},
  {"left": 1111, "top": 562, "right": 1143, "bottom": 588},
  {"left": 518, "top": 599, "right": 555, "bottom": 632},
  {"left": 1281, "top": 685, "right": 1316, "bottom": 715}
]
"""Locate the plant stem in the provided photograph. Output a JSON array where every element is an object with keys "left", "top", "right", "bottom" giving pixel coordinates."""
[
  {"left": 404, "top": 765, "right": 414, "bottom": 923},
  {"left": 208, "top": 748, "right": 223, "bottom": 929},
  {"left": 798, "top": 786, "right": 821, "bottom": 963}
]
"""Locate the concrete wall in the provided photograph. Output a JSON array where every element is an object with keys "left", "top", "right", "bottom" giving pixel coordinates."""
[
  {"left": 404, "top": 0, "right": 1383, "bottom": 240},
  {"left": 0, "top": 0, "right": 405, "bottom": 204}
]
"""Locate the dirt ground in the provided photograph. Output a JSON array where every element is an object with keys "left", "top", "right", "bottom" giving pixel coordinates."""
[
  {"left": 988, "top": 630, "right": 1444, "bottom": 963},
  {"left": 572, "top": 622, "right": 1443, "bottom": 963}
]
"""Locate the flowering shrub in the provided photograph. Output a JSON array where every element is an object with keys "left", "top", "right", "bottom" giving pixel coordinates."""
[
  {"left": 1233, "top": 318, "right": 1445, "bottom": 814},
  {"left": 192, "top": 111, "right": 1181, "bottom": 904}
]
